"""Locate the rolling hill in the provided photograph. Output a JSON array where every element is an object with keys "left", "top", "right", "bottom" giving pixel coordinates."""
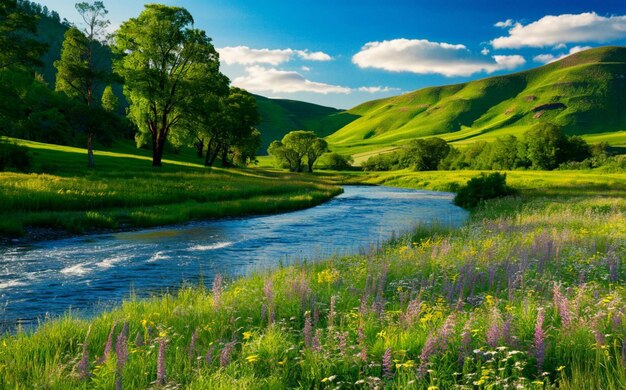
[
  {"left": 254, "top": 95, "right": 358, "bottom": 152},
  {"left": 325, "top": 46, "right": 626, "bottom": 157}
]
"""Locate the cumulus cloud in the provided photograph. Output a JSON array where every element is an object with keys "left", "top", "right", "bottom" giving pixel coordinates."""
[
  {"left": 495, "top": 19, "right": 515, "bottom": 28},
  {"left": 218, "top": 46, "right": 332, "bottom": 66},
  {"left": 533, "top": 45, "right": 593, "bottom": 63},
  {"left": 492, "top": 12, "right": 626, "bottom": 49},
  {"left": 352, "top": 38, "right": 526, "bottom": 77},
  {"left": 357, "top": 86, "right": 400, "bottom": 93},
  {"left": 233, "top": 66, "right": 351, "bottom": 94},
  {"left": 481, "top": 47, "right": 490, "bottom": 55}
]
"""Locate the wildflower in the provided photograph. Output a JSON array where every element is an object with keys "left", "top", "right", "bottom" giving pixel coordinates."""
[
  {"left": 377, "top": 330, "right": 387, "bottom": 339},
  {"left": 317, "top": 268, "right": 339, "bottom": 285},
  {"left": 321, "top": 375, "right": 337, "bottom": 383},
  {"left": 245, "top": 355, "right": 259, "bottom": 363},
  {"left": 189, "top": 328, "right": 198, "bottom": 361},
  {"left": 205, "top": 344, "right": 216, "bottom": 364},
  {"left": 303, "top": 312, "right": 313, "bottom": 348},
  {"left": 156, "top": 338, "right": 167, "bottom": 385},
  {"left": 220, "top": 341, "right": 236, "bottom": 368},
  {"left": 324, "top": 295, "right": 335, "bottom": 329},
  {"left": 337, "top": 331, "right": 348, "bottom": 356},
  {"left": 459, "top": 315, "right": 473, "bottom": 364},
  {"left": 99, "top": 320, "right": 118, "bottom": 364},
  {"left": 557, "top": 365, "right": 566, "bottom": 372},
  {"left": 382, "top": 347, "right": 393, "bottom": 379},
  {"left": 243, "top": 331, "right": 252, "bottom": 340},
  {"left": 312, "top": 329, "right": 323, "bottom": 352},
  {"left": 533, "top": 308, "right": 545, "bottom": 371},
  {"left": 212, "top": 274, "right": 223, "bottom": 309},
  {"left": 486, "top": 307, "right": 502, "bottom": 348},
  {"left": 77, "top": 325, "right": 92, "bottom": 380},
  {"left": 419, "top": 314, "right": 456, "bottom": 378},
  {"left": 115, "top": 322, "right": 129, "bottom": 390},
  {"left": 553, "top": 283, "right": 572, "bottom": 327}
]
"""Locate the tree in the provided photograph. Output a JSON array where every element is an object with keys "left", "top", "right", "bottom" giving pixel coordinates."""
[
  {"left": 0, "top": 0, "right": 47, "bottom": 70},
  {"left": 114, "top": 4, "right": 222, "bottom": 167},
  {"left": 101, "top": 85, "right": 119, "bottom": 113},
  {"left": 219, "top": 87, "right": 261, "bottom": 166},
  {"left": 267, "top": 131, "right": 327, "bottom": 172},
  {"left": 54, "top": 2, "right": 110, "bottom": 168},
  {"left": 401, "top": 137, "right": 450, "bottom": 171}
]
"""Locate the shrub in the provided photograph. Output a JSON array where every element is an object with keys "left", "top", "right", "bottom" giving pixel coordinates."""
[
  {"left": 0, "top": 140, "right": 31, "bottom": 172},
  {"left": 317, "top": 152, "right": 354, "bottom": 170},
  {"left": 454, "top": 172, "right": 514, "bottom": 208}
]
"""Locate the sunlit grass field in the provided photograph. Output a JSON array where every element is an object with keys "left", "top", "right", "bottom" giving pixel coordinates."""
[
  {"left": 1, "top": 168, "right": 624, "bottom": 388},
  {"left": 0, "top": 138, "right": 342, "bottom": 238}
]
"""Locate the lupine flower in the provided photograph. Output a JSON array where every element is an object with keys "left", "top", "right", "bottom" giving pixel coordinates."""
[
  {"left": 100, "top": 321, "right": 118, "bottom": 364},
  {"left": 264, "top": 279, "right": 275, "bottom": 325},
  {"left": 220, "top": 341, "right": 236, "bottom": 368},
  {"left": 312, "top": 329, "right": 323, "bottom": 352},
  {"left": 486, "top": 307, "right": 502, "bottom": 348},
  {"left": 592, "top": 314, "right": 606, "bottom": 346},
  {"left": 357, "top": 321, "right": 367, "bottom": 362},
  {"left": 458, "top": 316, "right": 473, "bottom": 364},
  {"left": 261, "top": 303, "right": 268, "bottom": 324},
  {"left": 212, "top": 274, "right": 223, "bottom": 309},
  {"left": 337, "top": 331, "right": 348, "bottom": 356},
  {"left": 77, "top": 325, "right": 92, "bottom": 380},
  {"left": 328, "top": 295, "right": 336, "bottom": 328},
  {"left": 418, "top": 332, "right": 437, "bottom": 378},
  {"left": 205, "top": 344, "right": 216, "bottom": 364},
  {"left": 303, "top": 312, "right": 312, "bottom": 348},
  {"left": 553, "top": 283, "right": 572, "bottom": 327},
  {"left": 157, "top": 338, "right": 167, "bottom": 385},
  {"left": 612, "top": 312, "right": 623, "bottom": 332},
  {"left": 533, "top": 309, "right": 545, "bottom": 371},
  {"left": 419, "top": 314, "right": 456, "bottom": 378},
  {"left": 502, "top": 313, "right": 514, "bottom": 346},
  {"left": 382, "top": 347, "right": 393, "bottom": 379},
  {"left": 189, "top": 328, "right": 198, "bottom": 361},
  {"left": 115, "top": 322, "right": 129, "bottom": 390}
]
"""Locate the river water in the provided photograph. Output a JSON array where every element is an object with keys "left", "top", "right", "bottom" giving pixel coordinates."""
[{"left": 0, "top": 186, "right": 468, "bottom": 331}]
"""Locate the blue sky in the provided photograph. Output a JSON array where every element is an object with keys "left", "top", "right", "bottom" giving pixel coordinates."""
[{"left": 36, "top": 0, "right": 626, "bottom": 108}]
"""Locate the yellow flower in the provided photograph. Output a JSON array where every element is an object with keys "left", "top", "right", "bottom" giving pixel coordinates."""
[
  {"left": 428, "top": 387, "right": 439, "bottom": 390},
  {"left": 245, "top": 355, "right": 259, "bottom": 363},
  {"left": 158, "top": 331, "right": 167, "bottom": 338},
  {"left": 532, "top": 380, "right": 544, "bottom": 385},
  {"left": 557, "top": 365, "right": 566, "bottom": 372},
  {"left": 485, "top": 295, "right": 494, "bottom": 306},
  {"left": 376, "top": 330, "right": 387, "bottom": 339},
  {"left": 141, "top": 319, "right": 147, "bottom": 328},
  {"left": 243, "top": 331, "right": 252, "bottom": 340},
  {"left": 317, "top": 268, "right": 339, "bottom": 285}
]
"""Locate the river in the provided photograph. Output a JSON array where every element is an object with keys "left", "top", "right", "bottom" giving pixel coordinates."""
[{"left": 0, "top": 186, "right": 468, "bottom": 331}]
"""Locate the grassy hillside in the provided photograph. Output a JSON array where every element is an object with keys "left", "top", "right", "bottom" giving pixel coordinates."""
[
  {"left": 327, "top": 46, "right": 626, "bottom": 156},
  {"left": 0, "top": 138, "right": 341, "bottom": 240},
  {"left": 255, "top": 95, "right": 358, "bottom": 152},
  {"left": 1, "top": 170, "right": 624, "bottom": 388}
]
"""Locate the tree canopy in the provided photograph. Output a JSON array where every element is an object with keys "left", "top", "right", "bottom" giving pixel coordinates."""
[
  {"left": 268, "top": 131, "right": 328, "bottom": 172},
  {"left": 0, "top": 0, "right": 47, "bottom": 70}
]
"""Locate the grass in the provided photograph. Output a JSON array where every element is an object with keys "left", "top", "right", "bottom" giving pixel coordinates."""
[
  {"left": 1, "top": 169, "right": 624, "bottom": 388},
  {"left": 325, "top": 46, "right": 626, "bottom": 156},
  {"left": 0, "top": 138, "right": 342, "bottom": 238}
]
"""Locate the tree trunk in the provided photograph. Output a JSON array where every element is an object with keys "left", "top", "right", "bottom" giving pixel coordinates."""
[
  {"left": 195, "top": 139, "right": 204, "bottom": 158},
  {"left": 221, "top": 146, "right": 230, "bottom": 167},
  {"left": 307, "top": 162, "right": 313, "bottom": 173},
  {"left": 207, "top": 142, "right": 220, "bottom": 167},
  {"left": 87, "top": 132, "right": 95, "bottom": 168},
  {"left": 152, "top": 133, "right": 165, "bottom": 167},
  {"left": 204, "top": 138, "right": 213, "bottom": 166}
]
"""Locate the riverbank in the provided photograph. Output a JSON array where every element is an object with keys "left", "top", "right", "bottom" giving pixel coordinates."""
[
  {"left": 0, "top": 139, "right": 343, "bottom": 243},
  {"left": 1, "top": 170, "right": 624, "bottom": 388}
]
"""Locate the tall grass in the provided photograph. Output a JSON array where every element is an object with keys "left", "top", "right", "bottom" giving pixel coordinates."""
[{"left": 1, "top": 175, "right": 624, "bottom": 388}]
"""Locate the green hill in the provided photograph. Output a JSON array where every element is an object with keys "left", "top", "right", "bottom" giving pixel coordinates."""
[
  {"left": 255, "top": 95, "right": 358, "bottom": 152},
  {"left": 326, "top": 46, "right": 626, "bottom": 157}
]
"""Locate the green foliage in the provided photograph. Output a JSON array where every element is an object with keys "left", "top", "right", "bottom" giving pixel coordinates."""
[
  {"left": 0, "top": 0, "right": 47, "bottom": 70},
  {"left": 268, "top": 131, "right": 328, "bottom": 172},
  {"left": 401, "top": 137, "right": 450, "bottom": 170},
  {"left": 524, "top": 123, "right": 591, "bottom": 170},
  {"left": 114, "top": 4, "right": 224, "bottom": 167},
  {"left": 101, "top": 85, "right": 120, "bottom": 113},
  {"left": 0, "top": 140, "right": 30, "bottom": 171},
  {"left": 316, "top": 152, "right": 354, "bottom": 170},
  {"left": 454, "top": 172, "right": 515, "bottom": 208}
]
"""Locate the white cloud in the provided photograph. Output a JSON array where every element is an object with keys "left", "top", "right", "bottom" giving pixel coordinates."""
[
  {"left": 495, "top": 19, "right": 515, "bottom": 28},
  {"left": 233, "top": 66, "right": 351, "bottom": 94},
  {"left": 217, "top": 46, "right": 333, "bottom": 66},
  {"left": 492, "top": 12, "right": 626, "bottom": 49},
  {"left": 357, "top": 86, "right": 400, "bottom": 93},
  {"left": 301, "top": 66, "right": 311, "bottom": 72},
  {"left": 481, "top": 47, "right": 490, "bottom": 55},
  {"left": 533, "top": 45, "right": 593, "bottom": 63},
  {"left": 352, "top": 38, "right": 526, "bottom": 77}
]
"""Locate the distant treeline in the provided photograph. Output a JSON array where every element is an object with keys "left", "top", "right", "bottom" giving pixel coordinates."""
[{"left": 362, "top": 123, "right": 625, "bottom": 172}]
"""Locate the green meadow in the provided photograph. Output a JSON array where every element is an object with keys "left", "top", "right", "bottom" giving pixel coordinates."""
[
  {"left": 0, "top": 138, "right": 342, "bottom": 239},
  {"left": 1, "top": 168, "right": 624, "bottom": 389}
]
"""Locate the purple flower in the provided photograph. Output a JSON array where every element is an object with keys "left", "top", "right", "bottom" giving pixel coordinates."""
[
  {"left": 213, "top": 274, "right": 224, "bottom": 309},
  {"left": 357, "top": 322, "right": 367, "bottom": 362},
  {"left": 205, "top": 344, "right": 216, "bottom": 364},
  {"left": 100, "top": 321, "right": 117, "bottom": 364},
  {"left": 418, "top": 332, "right": 437, "bottom": 378},
  {"left": 157, "top": 338, "right": 167, "bottom": 385},
  {"left": 533, "top": 309, "right": 545, "bottom": 371},
  {"left": 459, "top": 315, "right": 473, "bottom": 364},
  {"left": 189, "top": 328, "right": 199, "bottom": 361},
  {"left": 303, "top": 313, "right": 313, "bottom": 348},
  {"left": 593, "top": 314, "right": 606, "bottom": 347},
  {"left": 328, "top": 295, "right": 336, "bottom": 329},
  {"left": 337, "top": 331, "right": 348, "bottom": 356},
  {"left": 264, "top": 279, "right": 275, "bottom": 325},
  {"left": 77, "top": 325, "right": 92, "bottom": 380},
  {"left": 486, "top": 308, "right": 502, "bottom": 348},
  {"left": 553, "top": 283, "right": 572, "bottom": 327},
  {"left": 382, "top": 347, "right": 393, "bottom": 379},
  {"left": 312, "top": 329, "right": 323, "bottom": 352},
  {"left": 419, "top": 314, "right": 456, "bottom": 378},
  {"left": 116, "top": 322, "right": 129, "bottom": 368},
  {"left": 220, "top": 341, "right": 236, "bottom": 368}
]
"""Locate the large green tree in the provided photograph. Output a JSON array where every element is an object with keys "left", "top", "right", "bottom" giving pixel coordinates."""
[
  {"left": 268, "top": 131, "right": 327, "bottom": 172},
  {"left": 114, "top": 4, "right": 222, "bottom": 167},
  {"left": 0, "top": 0, "right": 46, "bottom": 70},
  {"left": 400, "top": 137, "right": 450, "bottom": 171},
  {"left": 54, "top": 2, "right": 110, "bottom": 168}
]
